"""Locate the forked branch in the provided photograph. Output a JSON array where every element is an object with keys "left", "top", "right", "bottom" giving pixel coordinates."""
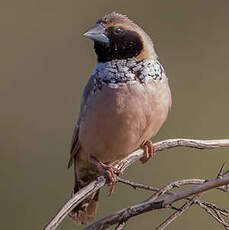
[{"left": 44, "top": 138, "right": 229, "bottom": 230}]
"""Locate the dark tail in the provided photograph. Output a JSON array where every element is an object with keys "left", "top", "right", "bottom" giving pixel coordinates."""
[
  {"left": 68, "top": 153, "right": 100, "bottom": 225},
  {"left": 69, "top": 189, "right": 100, "bottom": 225}
]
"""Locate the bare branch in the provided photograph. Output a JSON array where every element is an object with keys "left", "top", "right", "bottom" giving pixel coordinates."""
[
  {"left": 203, "top": 201, "right": 228, "bottom": 217},
  {"left": 115, "top": 222, "right": 126, "bottom": 230},
  {"left": 44, "top": 177, "right": 106, "bottom": 230},
  {"left": 44, "top": 138, "right": 229, "bottom": 230},
  {"left": 84, "top": 176, "right": 229, "bottom": 230},
  {"left": 146, "top": 179, "right": 206, "bottom": 202},
  {"left": 155, "top": 197, "right": 196, "bottom": 230},
  {"left": 117, "top": 165, "right": 228, "bottom": 230},
  {"left": 118, "top": 178, "right": 227, "bottom": 205},
  {"left": 116, "top": 138, "right": 229, "bottom": 172},
  {"left": 117, "top": 177, "right": 228, "bottom": 217},
  {"left": 195, "top": 199, "right": 229, "bottom": 229},
  {"left": 217, "top": 162, "right": 226, "bottom": 178},
  {"left": 117, "top": 177, "right": 160, "bottom": 192}
]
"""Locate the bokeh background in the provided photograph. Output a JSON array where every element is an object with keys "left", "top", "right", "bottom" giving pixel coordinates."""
[{"left": 1, "top": 0, "right": 229, "bottom": 229}]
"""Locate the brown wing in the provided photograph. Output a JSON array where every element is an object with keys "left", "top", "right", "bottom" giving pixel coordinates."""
[
  {"left": 67, "top": 123, "right": 80, "bottom": 168},
  {"left": 67, "top": 75, "right": 95, "bottom": 168}
]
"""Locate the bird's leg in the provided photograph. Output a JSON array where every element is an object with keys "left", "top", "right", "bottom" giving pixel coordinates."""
[
  {"left": 90, "top": 156, "right": 122, "bottom": 195},
  {"left": 140, "top": 140, "right": 155, "bottom": 163}
]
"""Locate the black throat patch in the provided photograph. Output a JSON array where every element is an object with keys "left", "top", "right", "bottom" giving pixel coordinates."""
[{"left": 94, "top": 29, "right": 143, "bottom": 63}]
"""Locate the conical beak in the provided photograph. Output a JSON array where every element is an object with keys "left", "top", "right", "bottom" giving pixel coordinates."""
[{"left": 83, "top": 24, "right": 109, "bottom": 44}]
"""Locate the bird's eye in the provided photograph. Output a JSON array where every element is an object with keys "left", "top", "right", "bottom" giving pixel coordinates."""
[{"left": 113, "top": 27, "right": 124, "bottom": 35}]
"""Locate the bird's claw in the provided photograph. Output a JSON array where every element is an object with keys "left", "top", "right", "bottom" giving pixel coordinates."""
[
  {"left": 140, "top": 140, "right": 155, "bottom": 163},
  {"left": 101, "top": 164, "right": 122, "bottom": 195},
  {"left": 90, "top": 157, "right": 122, "bottom": 195}
]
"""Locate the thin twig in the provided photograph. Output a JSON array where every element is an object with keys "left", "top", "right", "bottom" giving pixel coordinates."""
[
  {"left": 118, "top": 177, "right": 228, "bottom": 210},
  {"left": 84, "top": 177, "right": 229, "bottom": 230},
  {"left": 116, "top": 139, "right": 229, "bottom": 173},
  {"left": 44, "top": 138, "right": 229, "bottom": 230},
  {"left": 117, "top": 177, "right": 160, "bottom": 192},
  {"left": 195, "top": 199, "right": 229, "bottom": 229},
  {"left": 215, "top": 210, "right": 229, "bottom": 230},
  {"left": 203, "top": 201, "right": 228, "bottom": 217},
  {"left": 115, "top": 222, "right": 126, "bottom": 230},
  {"left": 146, "top": 179, "right": 206, "bottom": 202},
  {"left": 44, "top": 177, "right": 106, "bottom": 230},
  {"left": 118, "top": 174, "right": 228, "bottom": 229},
  {"left": 155, "top": 196, "right": 197, "bottom": 230},
  {"left": 217, "top": 162, "right": 226, "bottom": 178}
]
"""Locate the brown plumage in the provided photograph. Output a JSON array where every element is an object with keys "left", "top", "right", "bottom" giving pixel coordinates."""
[{"left": 68, "top": 12, "right": 172, "bottom": 224}]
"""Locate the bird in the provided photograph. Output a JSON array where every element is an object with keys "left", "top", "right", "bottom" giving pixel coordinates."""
[{"left": 68, "top": 12, "right": 172, "bottom": 224}]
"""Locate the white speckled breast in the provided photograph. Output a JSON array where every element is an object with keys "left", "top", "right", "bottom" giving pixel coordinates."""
[{"left": 91, "top": 58, "right": 166, "bottom": 90}]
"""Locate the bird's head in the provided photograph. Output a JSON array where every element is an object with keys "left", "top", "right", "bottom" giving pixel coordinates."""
[{"left": 83, "top": 12, "right": 157, "bottom": 63}]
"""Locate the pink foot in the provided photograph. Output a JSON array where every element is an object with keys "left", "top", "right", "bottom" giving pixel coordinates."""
[
  {"left": 90, "top": 157, "right": 122, "bottom": 195},
  {"left": 140, "top": 140, "right": 155, "bottom": 163}
]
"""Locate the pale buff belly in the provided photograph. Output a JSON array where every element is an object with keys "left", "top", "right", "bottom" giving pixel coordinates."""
[{"left": 79, "top": 79, "right": 171, "bottom": 164}]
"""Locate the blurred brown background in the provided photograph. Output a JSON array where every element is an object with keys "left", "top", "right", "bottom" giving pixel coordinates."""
[{"left": 1, "top": 0, "right": 229, "bottom": 229}]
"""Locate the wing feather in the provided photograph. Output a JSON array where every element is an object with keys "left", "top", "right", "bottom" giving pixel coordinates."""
[{"left": 67, "top": 75, "right": 95, "bottom": 168}]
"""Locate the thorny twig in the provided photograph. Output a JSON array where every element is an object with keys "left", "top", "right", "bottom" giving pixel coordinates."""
[
  {"left": 84, "top": 176, "right": 229, "bottom": 230},
  {"left": 116, "top": 177, "right": 160, "bottom": 192},
  {"left": 155, "top": 195, "right": 199, "bottom": 230},
  {"left": 44, "top": 138, "right": 229, "bottom": 230},
  {"left": 115, "top": 222, "right": 126, "bottom": 230},
  {"left": 195, "top": 199, "right": 229, "bottom": 229},
  {"left": 118, "top": 177, "right": 228, "bottom": 213}
]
